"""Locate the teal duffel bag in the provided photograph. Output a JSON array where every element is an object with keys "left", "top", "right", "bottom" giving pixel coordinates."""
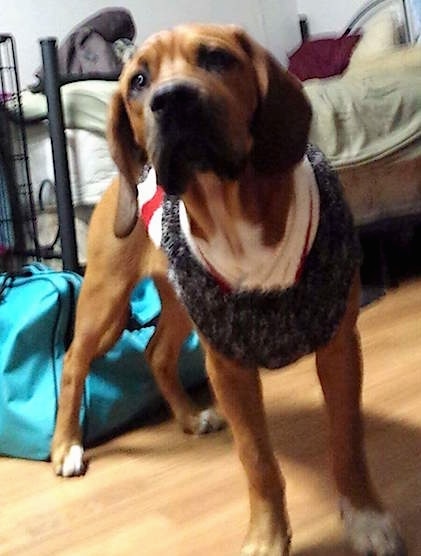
[{"left": 0, "top": 263, "right": 205, "bottom": 460}]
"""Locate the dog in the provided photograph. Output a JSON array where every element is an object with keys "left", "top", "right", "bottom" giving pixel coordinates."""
[{"left": 51, "top": 24, "right": 407, "bottom": 556}]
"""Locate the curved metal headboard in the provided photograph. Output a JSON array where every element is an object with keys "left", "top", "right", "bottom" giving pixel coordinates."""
[{"left": 342, "top": 0, "right": 412, "bottom": 42}]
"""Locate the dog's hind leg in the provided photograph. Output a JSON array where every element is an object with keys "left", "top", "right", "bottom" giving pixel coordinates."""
[
  {"left": 145, "top": 273, "right": 226, "bottom": 435},
  {"left": 315, "top": 272, "right": 406, "bottom": 556}
]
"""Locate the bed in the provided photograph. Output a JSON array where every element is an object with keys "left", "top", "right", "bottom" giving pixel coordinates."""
[
  {"left": 291, "top": 0, "right": 421, "bottom": 230},
  {"left": 305, "top": 47, "right": 421, "bottom": 228},
  {"left": 15, "top": 0, "right": 421, "bottom": 270}
]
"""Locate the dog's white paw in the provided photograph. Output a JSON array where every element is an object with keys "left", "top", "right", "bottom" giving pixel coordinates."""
[
  {"left": 195, "top": 408, "right": 226, "bottom": 434},
  {"left": 241, "top": 540, "right": 290, "bottom": 556},
  {"left": 55, "top": 444, "right": 86, "bottom": 477},
  {"left": 241, "top": 533, "right": 290, "bottom": 556},
  {"left": 181, "top": 407, "right": 226, "bottom": 435},
  {"left": 240, "top": 513, "right": 291, "bottom": 556},
  {"left": 341, "top": 498, "right": 407, "bottom": 556}
]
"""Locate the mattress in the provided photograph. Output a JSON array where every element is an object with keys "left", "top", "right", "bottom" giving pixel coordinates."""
[
  {"left": 339, "top": 151, "right": 421, "bottom": 227},
  {"left": 26, "top": 122, "right": 117, "bottom": 207}
]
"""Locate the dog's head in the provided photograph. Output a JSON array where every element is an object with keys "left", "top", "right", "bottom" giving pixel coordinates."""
[{"left": 108, "top": 24, "right": 312, "bottom": 237}]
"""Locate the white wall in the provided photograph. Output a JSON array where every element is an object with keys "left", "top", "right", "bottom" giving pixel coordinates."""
[
  {"left": 1, "top": 0, "right": 301, "bottom": 87},
  {"left": 296, "top": 0, "right": 366, "bottom": 35}
]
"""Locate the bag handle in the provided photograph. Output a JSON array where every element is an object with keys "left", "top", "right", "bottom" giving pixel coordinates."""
[
  {"left": 0, "top": 273, "right": 15, "bottom": 301},
  {"left": 0, "top": 264, "right": 46, "bottom": 301}
]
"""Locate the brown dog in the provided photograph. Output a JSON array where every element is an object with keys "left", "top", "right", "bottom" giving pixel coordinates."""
[{"left": 51, "top": 24, "right": 407, "bottom": 556}]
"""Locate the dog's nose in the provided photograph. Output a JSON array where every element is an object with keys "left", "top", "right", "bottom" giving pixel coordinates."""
[{"left": 150, "top": 83, "right": 199, "bottom": 113}]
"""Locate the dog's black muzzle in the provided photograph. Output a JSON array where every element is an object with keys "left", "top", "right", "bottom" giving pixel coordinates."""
[
  {"left": 148, "top": 81, "right": 245, "bottom": 195},
  {"left": 150, "top": 82, "right": 201, "bottom": 118}
]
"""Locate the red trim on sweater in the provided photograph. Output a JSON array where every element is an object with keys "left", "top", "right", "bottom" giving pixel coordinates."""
[{"left": 140, "top": 186, "right": 164, "bottom": 228}]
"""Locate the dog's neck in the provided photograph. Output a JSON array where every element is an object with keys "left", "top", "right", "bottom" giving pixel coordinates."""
[{"left": 180, "top": 157, "right": 320, "bottom": 291}]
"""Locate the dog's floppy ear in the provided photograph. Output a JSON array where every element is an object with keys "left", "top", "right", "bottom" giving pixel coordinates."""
[
  {"left": 107, "top": 91, "right": 146, "bottom": 238},
  {"left": 235, "top": 29, "right": 312, "bottom": 174}
]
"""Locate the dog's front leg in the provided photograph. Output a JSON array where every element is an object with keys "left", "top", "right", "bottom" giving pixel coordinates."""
[
  {"left": 204, "top": 342, "right": 291, "bottom": 556},
  {"left": 51, "top": 275, "right": 133, "bottom": 477},
  {"left": 316, "top": 273, "right": 406, "bottom": 556}
]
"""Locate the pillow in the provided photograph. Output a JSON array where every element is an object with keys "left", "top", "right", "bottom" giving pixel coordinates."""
[{"left": 288, "top": 34, "right": 361, "bottom": 81}]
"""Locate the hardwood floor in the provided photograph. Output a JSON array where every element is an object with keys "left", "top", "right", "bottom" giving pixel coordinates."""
[{"left": 1, "top": 279, "right": 420, "bottom": 555}]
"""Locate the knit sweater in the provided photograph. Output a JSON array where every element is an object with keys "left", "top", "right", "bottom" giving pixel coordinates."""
[{"left": 161, "top": 145, "right": 360, "bottom": 369}]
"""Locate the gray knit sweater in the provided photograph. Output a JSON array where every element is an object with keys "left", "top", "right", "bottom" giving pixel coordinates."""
[{"left": 161, "top": 145, "right": 360, "bottom": 369}]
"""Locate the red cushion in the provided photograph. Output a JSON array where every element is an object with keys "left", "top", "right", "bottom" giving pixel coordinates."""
[{"left": 288, "top": 34, "right": 361, "bottom": 81}]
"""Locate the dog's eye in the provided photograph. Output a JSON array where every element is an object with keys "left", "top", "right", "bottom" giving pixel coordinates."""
[
  {"left": 197, "top": 46, "right": 237, "bottom": 72},
  {"left": 130, "top": 71, "right": 149, "bottom": 92}
]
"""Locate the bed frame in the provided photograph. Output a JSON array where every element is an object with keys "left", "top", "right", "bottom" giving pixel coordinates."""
[
  {"left": 300, "top": 0, "right": 413, "bottom": 42},
  {"left": 343, "top": 0, "right": 412, "bottom": 40}
]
